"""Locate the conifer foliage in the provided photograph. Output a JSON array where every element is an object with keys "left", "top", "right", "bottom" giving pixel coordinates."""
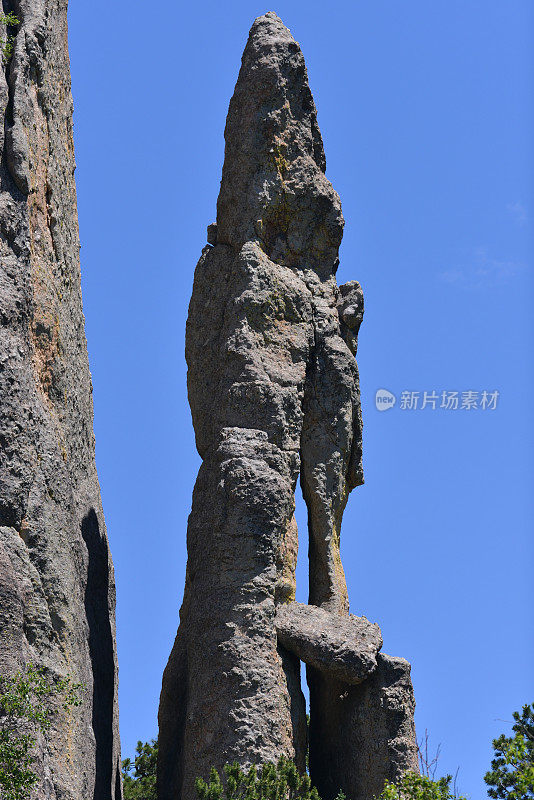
[
  {"left": 484, "top": 703, "right": 534, "bottom": 800},
  {"left": 195, "top": 757, "right": 323, "bottom": 800},
  {"left": 122, "top": 738, "right": 158, "bottom": 800}
]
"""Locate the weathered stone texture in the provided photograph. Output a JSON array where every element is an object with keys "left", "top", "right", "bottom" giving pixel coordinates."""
[
  {"left": 309, "top": 655, "right": 419, "bottom": 800},
  {"left": 275, "top": 602, "right": 382, "bottom": 685},
  {"left": 158, "top": 12, "right": 417, "bottom": 800},
  {"left": 0, "top": 1, "right": 121, "bottom": 798}
]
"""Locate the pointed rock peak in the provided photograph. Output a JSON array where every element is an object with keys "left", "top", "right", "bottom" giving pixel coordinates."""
[
  {"left": 259, "top": 11, "right": 283, "bottom": 20},
  {"left": 245, "top": 12, "right": 297, "bottom": 54},
  {"left": 253, "top": 11, "right": 285, "bottom": 25},
  {"left": 216, "top": 11, "right": 343, "bottom": 273}
]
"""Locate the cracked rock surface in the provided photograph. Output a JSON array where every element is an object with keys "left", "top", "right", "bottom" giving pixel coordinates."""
[
  {"left": 0, "top": 1, "right": 121, "bottom": 798},
  {"left": 158, "top": 12, "right": 417, "bottom": 800}
]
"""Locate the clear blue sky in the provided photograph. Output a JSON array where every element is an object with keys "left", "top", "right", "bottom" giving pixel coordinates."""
[{"left": 68, "top": 2, "right": 533, "bottom": 797}]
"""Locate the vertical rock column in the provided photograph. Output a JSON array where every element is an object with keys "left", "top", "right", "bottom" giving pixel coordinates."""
[
  {"left": 158, "top": 12, "right": 341, "bottom": 798},
  {"left": 158, "top": 12, "right": 418, "bottom": 800},
  {"left": 0, "top": 1, "right": 121, "bottom": 798},
  {"left": 308, "top": 655, "right": 419, "bottom": 800}
]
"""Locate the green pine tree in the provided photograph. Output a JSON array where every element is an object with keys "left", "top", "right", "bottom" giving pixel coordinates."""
[
  {"left": 484, "top": 703, "right": 534, "bottom": 800},
  {"left": 195, "top": 756, "right": 322, "bottom": 800},
  {"left": 377, "top": 773, "right": 467, "bottom": 800},
  {"left": 122, "top": 738, "right": 158, "bottom": 800}
]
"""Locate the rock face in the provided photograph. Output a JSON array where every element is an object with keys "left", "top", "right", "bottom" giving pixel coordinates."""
[
  {"left": 309, "top": 655, "right": 418, "bottom": 800},
  {"left": 0, "top": 2, "right": 121, "bottom": 798},
  {"left": 158, "top": 12, "right": 417, "bottom": 800}
]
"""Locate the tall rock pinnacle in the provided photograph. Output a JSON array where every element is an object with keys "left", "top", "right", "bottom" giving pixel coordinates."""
[
  {"left": 158, "top": 12, "right": 418, "bottom": 800},
  {"left": 0, "top": 1, "right": 121, "bottom": 798}
]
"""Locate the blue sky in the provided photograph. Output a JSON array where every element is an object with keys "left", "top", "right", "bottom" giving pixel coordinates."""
[{"left": 68, "top": 1, "right": 533, "bottom": 796}]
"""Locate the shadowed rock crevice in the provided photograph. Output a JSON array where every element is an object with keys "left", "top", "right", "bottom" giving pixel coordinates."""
[
  {"left": 279, "top": 645, "right": 308, "bottom": 772},
  {"left": 82, "top": 509, "right": 116, "bottom": 800},
  {"left": 158, "top": 12, "right": 417, "bottom": 800},
  {"left": 158, "top": 635, "right": 188, "bottom": 799}
]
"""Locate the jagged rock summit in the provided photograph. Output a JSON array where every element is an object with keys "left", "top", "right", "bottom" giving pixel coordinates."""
[
  {"left": 158, "top": 12, "right": 418, "bottom": 800},
  {"left": 0, "top": 1, "right": 121, "bottom": 798}
]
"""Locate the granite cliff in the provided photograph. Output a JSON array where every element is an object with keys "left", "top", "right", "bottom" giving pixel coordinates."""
[
  {"left": 158, "top": 12, "right": 418, "bottom": 800},
  {"left": 0, "top": 1, "right": 121, "bottom": 797}
]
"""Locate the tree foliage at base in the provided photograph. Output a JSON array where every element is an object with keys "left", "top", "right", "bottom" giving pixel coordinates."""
[
  {"left": 122, "top": 738, "right": 158, "bottom": 800},
  {"left": 195, "top": 757, "right": 323, "bottom": 800},
  {"left": 377, "top": 773, "right": 467, "bottom": 800},
  {"left": 484, "top": 703, "right": 534, "bottom": 800},
  {"left": 131, "top": 699, "right": 534, "bottom": 800}
]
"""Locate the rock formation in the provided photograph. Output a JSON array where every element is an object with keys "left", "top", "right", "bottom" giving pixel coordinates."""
[
  {"left": 0, "top": 1, "right": 121, "bottom": 798},
  {"left": 158, "top": 12, "right": 418, "bottom": 800}
]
